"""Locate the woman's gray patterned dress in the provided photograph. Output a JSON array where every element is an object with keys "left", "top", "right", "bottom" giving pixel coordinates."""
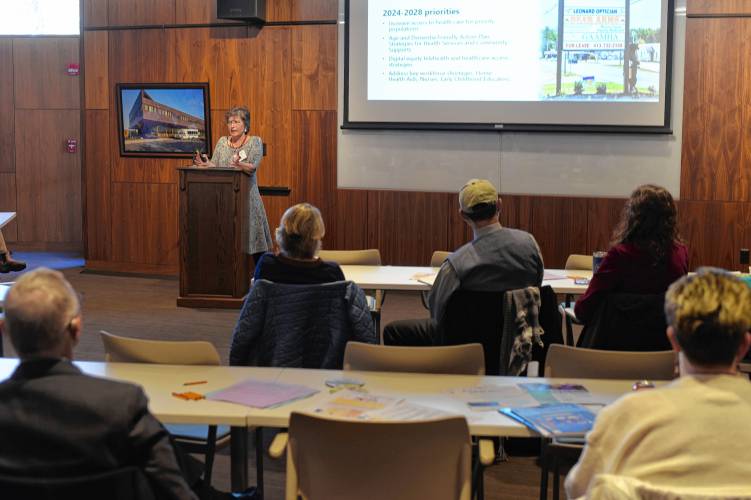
[{"left": 210, "top": 135, "right": 273, "bottom": 254}]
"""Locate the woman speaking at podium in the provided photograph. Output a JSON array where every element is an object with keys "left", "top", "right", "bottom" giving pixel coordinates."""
[{"left": 194, "top": 106, "right": 273, "bottom": 267}]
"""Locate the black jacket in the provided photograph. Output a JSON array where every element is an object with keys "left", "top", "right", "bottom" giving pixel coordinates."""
[{"left": 0, "top": 358, "right": 197, "bottom": 500}]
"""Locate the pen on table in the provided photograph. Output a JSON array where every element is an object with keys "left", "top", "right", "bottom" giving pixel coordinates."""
[{"left": 183, "top": 380, "right": 208, "bottom": 386}]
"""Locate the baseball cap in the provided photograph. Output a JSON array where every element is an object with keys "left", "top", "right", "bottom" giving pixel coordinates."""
[{"left": 459, "top": 179, "right": 498, "bottom": 213}]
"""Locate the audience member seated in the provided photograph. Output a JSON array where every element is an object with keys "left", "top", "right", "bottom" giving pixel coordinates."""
[
  {"left": 0, "top": 268, "right": 199, "bottom": 500},
  {"left": 383, "top": 178, "right": 544, "bottom": 347},
  {"left": 231, "top": 204, "right": 375, "bottom": 369},
  {"left": 565, "top": 268, "right": 751, "bottom": 499},
  {"left": 574, "top": 184, "right": 688, "bottom": 328},
  {"left": 254, "top": 203, "right": 345, "bottom": 284},
  {"left": 0, "top": 229, "right": 26, "bottom": 273}
]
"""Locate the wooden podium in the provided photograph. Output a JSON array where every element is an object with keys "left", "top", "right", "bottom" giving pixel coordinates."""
[{"left": 177, "top": 167, "right": 250, "bottom": 308}]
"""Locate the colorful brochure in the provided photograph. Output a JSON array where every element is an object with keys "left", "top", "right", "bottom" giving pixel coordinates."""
[{"left": 499, "top": 403, "right": 596, "bottom": 438}]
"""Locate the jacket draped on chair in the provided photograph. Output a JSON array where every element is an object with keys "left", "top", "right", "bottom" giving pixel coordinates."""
[{"left": 230, "top": 280, "right": 377, "bottom": 368}]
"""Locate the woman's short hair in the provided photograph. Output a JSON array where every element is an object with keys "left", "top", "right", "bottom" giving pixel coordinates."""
[
  {"left": 665, "top": 268, "right": 751, "bottom": 366},
  {"left": 225, "top": 106, "right": 251, "bottom": 133},
  {"left": 612, "top": 184, "right": 680, "bottom": 265},
  {"left": 275, "top": 203, "right": 325, "bottom": 259}
]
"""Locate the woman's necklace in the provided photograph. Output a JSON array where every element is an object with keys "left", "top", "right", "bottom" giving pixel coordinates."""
[{"left": 228, "top": 135, "right": 246, "bottom": 150}]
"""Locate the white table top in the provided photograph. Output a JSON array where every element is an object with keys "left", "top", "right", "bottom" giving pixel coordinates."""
[
  {"left": 0, "top": 359, "right": 278, "bottom": 426},
  {"left": 341, "top": 265, "right": 592, "bottom": 295},
  {"left": 266, "top": 367, "right": 633, "bottom": 437},
  {"left": 0, "top": 284, "right": 10, "bottom": 306},
  {"left": 341, "top": 265, "right": 436, "bottom": 291},
  {"left": 0, "top": 359, "right": 637, "bottom": 437},
  {"left": 0, "top": 212, "right": 15, "bottom": 230}
]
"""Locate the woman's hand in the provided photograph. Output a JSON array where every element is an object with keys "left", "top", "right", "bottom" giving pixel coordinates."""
[
  {"left": 193, "top": 151, "right": 210, "bottom": 167},
  {"left": 230, "top": 153, "right": 256, "bottom": 174}
]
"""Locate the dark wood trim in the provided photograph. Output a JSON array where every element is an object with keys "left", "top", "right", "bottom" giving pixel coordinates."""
[
  {"left": 176, "top": 296, "right": 245, "bottom": 309},
  {"left": 85, "top": 260, "right": 179, "bottom": 276},
  {"left": 84, "top": 20, "right": 336, "bottom": 31}
]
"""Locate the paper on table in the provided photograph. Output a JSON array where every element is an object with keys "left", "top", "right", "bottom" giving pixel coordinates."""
[
  {"left": 446, "top": 384, "right": 539, "bottom": 411},
  {"left": 206, "top": 379, "right": 318, "bottom": 409},
  {"left": 411, "top": 270, "right": 438, "bottom": 286},
  {"left": 542, "top": 271, "right": 567, "bottom": 280},
  {"left": 519, "top": 383, "right": 599, "bottom": 405},
  {"left": 311, "top": 389, "right": 450, "bottom": 421}
]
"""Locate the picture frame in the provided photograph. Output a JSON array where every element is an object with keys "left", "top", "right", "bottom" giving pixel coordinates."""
[{"left": 116, "top": 83, "right": 212, "bottom": 158}]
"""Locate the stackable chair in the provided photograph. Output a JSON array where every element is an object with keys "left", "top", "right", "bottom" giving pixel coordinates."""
[
  {"left": 319, "top": 249, "right": 385, "bottom": 336},
  {"left": 99, "top": 331, "right": 229, "bottom": 487},
  {"left": 560, "top": 254, "right": 592, "bottom": 346},
  {"left": 269, "top": 413, "right": 473, "bottom": 500},
  {"left": 342, "top": 341, "right": 493, "bottom": 499},
  {"left": 421, "top": 250, "right": 451, "bottom": 309},
  {"left": 540, "top": 344, "right": 675, "bottom": 500},
  {"left": 343, "top": 341, "right": 485, "bottom": 376}
]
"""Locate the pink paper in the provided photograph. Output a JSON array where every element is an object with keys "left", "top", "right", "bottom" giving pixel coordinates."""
[{"left": 207, "top": 379, "right": 318, "bottom": 409}]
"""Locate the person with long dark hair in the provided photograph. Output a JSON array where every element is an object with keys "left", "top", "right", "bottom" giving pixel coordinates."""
[{"left": 574, "top": 184, "right": 688, "bottom": 323}]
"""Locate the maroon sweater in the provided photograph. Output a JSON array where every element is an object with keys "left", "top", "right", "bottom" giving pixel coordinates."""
[{"left": 574, "top": 242, "right": 688, "bottom": 323}]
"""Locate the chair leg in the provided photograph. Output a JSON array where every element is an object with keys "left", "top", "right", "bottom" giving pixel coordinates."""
[
  {"left": 255, "top": 427, "right": 264, "bottom": 500},
  {"left": 552, "top": 452, "right": 560, "bottom": 500},
  {"left": 564, "top": 294, "right": 575, "bottom": 346},
  {"left": 203, "top": 425, "right": 218, "bottom": 486}
]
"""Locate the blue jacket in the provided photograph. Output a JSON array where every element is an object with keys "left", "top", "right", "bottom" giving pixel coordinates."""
[{"left": 230, "top": 280, "right": 377, "bottom": 368}]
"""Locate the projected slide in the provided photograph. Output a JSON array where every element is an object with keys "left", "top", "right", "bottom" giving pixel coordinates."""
[
  {"left": 345, "top": 0, "right": 673, "bottom": 130},
  {"left": 368, "top": 0, "right": 659, "bottom": 102}
]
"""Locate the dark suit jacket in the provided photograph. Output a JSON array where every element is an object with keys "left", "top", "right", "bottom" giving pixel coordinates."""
[{"left": 0, "top": 358, "right": 197, "bottom": 500}]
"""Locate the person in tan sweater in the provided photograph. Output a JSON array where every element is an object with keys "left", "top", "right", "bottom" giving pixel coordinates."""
[
  {"left": 565, "top": 268, "right": 751, "bottom": 499},
  {"left": 0, "top": 230, "right": 25, "bottom": 273}
]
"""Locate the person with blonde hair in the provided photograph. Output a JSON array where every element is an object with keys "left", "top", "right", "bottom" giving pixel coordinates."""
[
  {"left": 253, "top": 203, "right": 345, "bottom": 284},
  {"left": 0, "top": 268, "right": 198, "bottom": 499},
  {"left": 566, "top": 268, "right": 751, "bottom": 498}
]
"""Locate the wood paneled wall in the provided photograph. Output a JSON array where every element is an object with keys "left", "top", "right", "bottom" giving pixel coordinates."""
[
  {"left": 679, "top": 0, "right": 751, "bottom": 271},
  {"left": 81, "top": 0, "right": 751, "bottom": 274},
  {"left": 0, "top": 37, "right": 82, "bottom": 250}
]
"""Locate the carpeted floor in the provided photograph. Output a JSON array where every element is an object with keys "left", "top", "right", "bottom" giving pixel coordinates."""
[{"left": 0, "top": 253, "right": 566, "bottom": 499}]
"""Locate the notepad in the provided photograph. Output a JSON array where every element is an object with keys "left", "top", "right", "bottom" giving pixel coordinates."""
[{"left": 206, "top": 379, "right": 318, "bottom": 409}]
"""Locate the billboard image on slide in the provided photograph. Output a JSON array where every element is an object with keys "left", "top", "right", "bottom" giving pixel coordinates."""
[{"left": 367, "top": 0, "right": 662, "bottom": 102}]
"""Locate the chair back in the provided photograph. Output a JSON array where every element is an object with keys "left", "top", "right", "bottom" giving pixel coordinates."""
[
  {"left": 285, "top": 412, "right": 471, "bottom": 500},
  {"left": 545, "top": 344, "right": 675, "bottom": 380},
  {"left": 343, "top": 341, "right": 485, "bottom": 375},
  {"left": 430, "top": 251, "right": 451, "bottom": 267},
  {"left": 564, "top": 254, "right": 593, "bottom": 271},
  {"left": 441, "top": 290, "right": 505, "bottom": 375},
  {"left": 100, "top": 331, "right": 221, "bottom": 365},
  {"left": 0, "top": 467, "right": 156, "bottom": 500},
  {"left": 576, "top": 293, "right": 670, "bottom": 351},
  {"left": 318, "top": 249, "right": 382, "bottom": 266}
]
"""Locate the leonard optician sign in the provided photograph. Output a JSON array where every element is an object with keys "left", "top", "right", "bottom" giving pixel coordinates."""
[{"left": 563, "top": 1, "right": 626, "bottom": 51}]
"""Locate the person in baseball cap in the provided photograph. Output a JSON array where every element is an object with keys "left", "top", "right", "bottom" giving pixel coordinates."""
[{"left": 383, "top": 178, "right": 544, "bottom": 348}]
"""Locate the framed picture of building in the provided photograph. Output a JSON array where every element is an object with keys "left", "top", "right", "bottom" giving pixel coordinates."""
[{"left": 116, "top": 83, "right": 211, "bottom": 158}]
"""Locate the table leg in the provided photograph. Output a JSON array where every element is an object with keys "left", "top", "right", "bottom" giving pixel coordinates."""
[
  {"left": 255, "top": 427, "right": 264, "bottom": 500},
  {"left": 230, "top": 426, "right": 248, "bottom": 491}
]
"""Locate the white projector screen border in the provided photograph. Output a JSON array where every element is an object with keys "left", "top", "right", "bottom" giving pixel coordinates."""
[{"left": 343, "top": 0, "right": 675, "bottom": 133}]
